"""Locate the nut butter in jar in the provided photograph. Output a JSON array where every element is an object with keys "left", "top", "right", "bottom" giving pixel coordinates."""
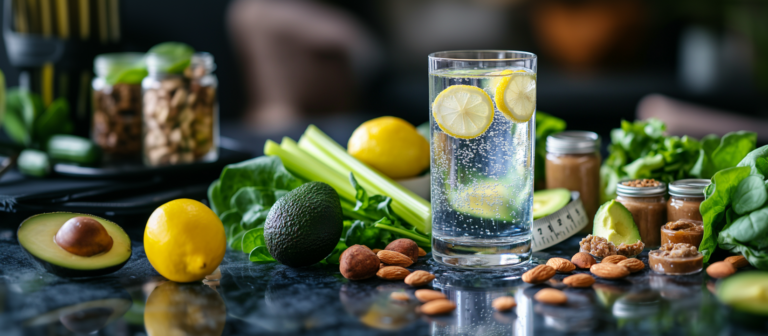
[
  {"left": 92, "top": 53, "right": 148, "bottom": 159},
  {"left": 545, "top": 131, "right": 601, "bottom": 230},
  {"left": 143, "top": 51, "right": 218, "bottom": 166},
  {"left": 667, "top": 179, "right": 708, "bottom": 222},
  {"left": 616, "top": 179, "right": 667, "bottom": 248},
  {"left": 660, "top": 219, "right": 703, "bottom": 247}
]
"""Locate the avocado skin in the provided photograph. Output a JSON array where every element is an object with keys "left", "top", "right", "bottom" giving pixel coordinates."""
[
  {"left": 264, "top": 182, "right": 343, "bottom": 267},
  {"left": 17, "top": 212, "right": 132, "bottom": 278},
  {"left": 22, "top": 248, "right": 131, "bottom": 278}
]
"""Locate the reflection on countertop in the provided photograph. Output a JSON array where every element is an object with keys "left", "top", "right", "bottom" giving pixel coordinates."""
[{"left": 0, "top": 232, "right": 766, "bottom": 335}]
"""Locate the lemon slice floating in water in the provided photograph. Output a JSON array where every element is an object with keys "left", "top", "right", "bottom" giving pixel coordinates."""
[
  {"left": 432, "top": 85, "right": 494, "bottom": 139},
  {"left": 495, "top": 71, "right": 536, "bottom": 123}
]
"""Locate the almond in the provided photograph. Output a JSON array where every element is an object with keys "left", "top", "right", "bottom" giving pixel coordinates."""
[
  {"left": 418, "top": 247, "right": 427, "bottom": 257},
  {"left": 522, "top": 265, "right": 556, "bottom": 284},
  {"left": 419, "top": 299, "right": 456, "bottom": 315},
  {"left": 415, "top": 289, "right": 446, "bottom": 302},
  {"left": 372, "top": 249, "right": 382, "bottom": 254},
  {"left": 562, "top": 273, "right": 595, "bottom": 287},
  {"left": 725, "top": 255, "right": 749, "bottom": 268},
  {"left": 377, "top": 250, "right": 414, "bottom": 267},
  {"left": 618, "top": 258, "right": 645, "bottom": 273},
  {"left": 571, "top": 252, "right": 597, "bottom": 269},
  {"left": 706, "top": 261, "right": 736, "bottom": 278},
  {"left": 404, "top": 270, "right": 435, "bottom": 287},
  {"left": 590, "top": 263, "right": 630, "bottom": 279},
  {"left": 386, "top": 238, "right": 420, "bottom": 262},
  {"left": 390, "top": 292, "right": 409, "bottom": 301},
  {"left": 534, "top": 288, "right": 567, "bottom": 305},
  {"left": 546, "top": 258, "right": 576, "bottom": 272},
  {"left": 377, "top": 266, "right": 411, "bottom": 280},
  {"left": 602, "top": 255, "right": 627, "bottom": 264},
  {"left": 492, "top": 296, "right": 516, "bottom": 311}
]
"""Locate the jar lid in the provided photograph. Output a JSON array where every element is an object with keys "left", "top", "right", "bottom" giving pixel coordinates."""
[
  {"left": 546, "top": 131, "right": 600, "bottom": 154},
  {"left": 94, "top": 53, "right": 147, "bottom": 85},
  {"left": 616, "top": 179, "right": 667, "bottom": 197},
  {"left": 668, "top": 179, "right": 709, "bottom": 197}
]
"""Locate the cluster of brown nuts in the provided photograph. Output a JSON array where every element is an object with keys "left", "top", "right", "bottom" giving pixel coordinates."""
[
  {"left": 521, "top": 252, "right": 650, "bottom": 305},
  {"left": 391, "top": 289, "right": 457, "bottom": 315},
  {"left": 93, "top": 83, "right": 143, "bottom": 156},
  {"left": 339, "top": 238, "right": 433, "bottom": 286},
  {"left": 622, "top": 179, "right": 661, "bottom": 187},
  {"left": 143, "top": 72, "right": 216, "bottom": 166},
  {"left": 707, "top": 255, "right": 748, "bottom": 278}
]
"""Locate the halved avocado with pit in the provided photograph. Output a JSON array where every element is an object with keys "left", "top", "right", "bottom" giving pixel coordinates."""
[{"left": 18, "top": 212, "right": 132, "bottom": 277}]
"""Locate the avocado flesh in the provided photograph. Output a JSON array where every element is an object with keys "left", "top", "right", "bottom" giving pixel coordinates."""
[
  {"left": 593, "top": 200, "right": 642, "bottom": 245},
  {"left": 718, "top": 271, "right": 768, "bottom": 315},
  {"left": 265, "top": 182, "right": 343, "bottom": 267},
  {"left": 17, "top": 213, "right": 132, "bottom": 277},
  {"left": 533, "top": 188, "right": 571, "bottom": 219}
]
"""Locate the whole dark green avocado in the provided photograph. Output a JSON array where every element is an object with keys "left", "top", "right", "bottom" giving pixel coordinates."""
[{"left": 264, "top": 182, "right": 343, "bottom": 267}]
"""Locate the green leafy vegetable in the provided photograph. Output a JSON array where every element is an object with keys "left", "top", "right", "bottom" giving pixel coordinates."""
[
  {"left": 534, "top": 111, "right": 566, "bottom": 188},
  {"left": 699, "top": 166, "right": 751, "bottom": 262},
  {"left": 601, "top": 118, "right": 756, "bottom": 201},
  {"left": 148, "top": 42, "right": 195, "bottom": 74},
  {"left": 2, "top": 89, "right": 74, "bottom": 149},
  {"left": 701, "top": 145, "right": 768, "bottom": 269},
  {"left": 731, "top": 175, "right": 768, "bottom": 215}
]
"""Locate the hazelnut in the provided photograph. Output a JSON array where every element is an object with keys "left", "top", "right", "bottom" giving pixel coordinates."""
[
  {"left": 339, "top": 245, "right": 379, "bottom": 280},
  {"left": 385, "top": 238, "right": 419, "bottom": 262}
]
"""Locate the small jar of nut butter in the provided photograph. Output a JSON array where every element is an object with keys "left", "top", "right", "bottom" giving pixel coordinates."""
[
  {"left": 545, "top": 131, "right": 601, "bottom": 230},
  {"left": 92, "top": 53, "right": 147, "bottom": 159},
  {"left": 667, "top": 179, "right": 708, "bottom": 222},
  {"left": 616, "top": 179, "right": 667, "bottom": 248},
  {"left": 142, "top": 52, "right": 218, "bottom": 166}
]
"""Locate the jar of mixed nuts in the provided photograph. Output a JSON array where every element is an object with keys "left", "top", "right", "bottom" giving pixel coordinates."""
[
  {"left": 616, "top": 179, "right": 667, "bottom": 248},
  {"left": 545, "top": 131, "right": 601, "bottom": 229},
  {"left": 142, "top": 52, "right": 218, "bottom": 166},
  {"left": 92, "top": 53, "right": 147, "bottom": 159},
  {"left": 667, "top": 179, "right": 708, "bottom": 222}
]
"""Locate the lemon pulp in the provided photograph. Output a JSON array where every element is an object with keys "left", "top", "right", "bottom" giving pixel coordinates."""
[{"left": 431, "top": 85, "right": 494, "bottom": 139}]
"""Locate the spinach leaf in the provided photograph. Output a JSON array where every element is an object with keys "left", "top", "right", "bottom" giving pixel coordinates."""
[
  {"left": 699, "top": 166, "right": 752, "bottom": 262},
  {"left": 717, "top": 229, "right": 768, "bottom": 270},
  {"left": 700, "top": 134, "right": 721, "bottom": 156},
  {"left": 249, "top": 246, "right": 275, "bottom": 263},
  {"left": 623, "top": 154, "right": 664, "bottom": 179},
  {"left": 322, "top": 241, "right": 348, "bottom": 265},
  {"left": 241, "top": 227, "right": 266, "bottom": 254},
  {"left": 215, "top": 156, "right": 304, "bottom": 215},
  {"left": 207, "top": 181, "right": 225, "bottom": 215},
  {"left": 731, "top": 175, "right": 768, "bottom": 215},
  {"left": 721, "top": 207, "right": 768, "bottom": 244},
  {"left": 737, "top": 145, "right": 768, "bottom": 176},
  {"left": 711, "top": 131, "right": 757, "bottom": 171}
]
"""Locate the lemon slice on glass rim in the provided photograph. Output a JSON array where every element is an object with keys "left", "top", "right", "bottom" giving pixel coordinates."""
[
  {"left": 432, "top": 85, "right": 494, "bottom": 139},
  {"left": 494, "top": 71, "right": 536, "bottom": 123}
]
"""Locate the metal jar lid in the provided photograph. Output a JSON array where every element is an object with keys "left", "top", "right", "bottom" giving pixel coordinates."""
[
  {"left": 668, "top": 179, "right": 709, "bottom": 197},
  {"left": 546, "top": 131, "right": 600, "bottom": 154},
  {"left": 616, "top": 180, "right": 667, "bottom": 197}
]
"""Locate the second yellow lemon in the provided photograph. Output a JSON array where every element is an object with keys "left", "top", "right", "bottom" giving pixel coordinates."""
[
  {"left": 348, "top": 116, "right": 429, "bottom": 179},
  {"left": 144, "top": 199, "right": 226, "bottom": 282}
]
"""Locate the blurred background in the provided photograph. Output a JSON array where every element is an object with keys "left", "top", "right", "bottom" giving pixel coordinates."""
[{"left": 1, "top": 0, "right": 767, "bottom": 152}]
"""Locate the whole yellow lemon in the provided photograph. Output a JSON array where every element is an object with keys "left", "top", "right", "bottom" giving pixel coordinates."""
[
  {"left": 348, "top": 116, "right": 429, "bottom": 179},
  {"left": 144, "top": 199, "right": 226, "bottom": 282}
]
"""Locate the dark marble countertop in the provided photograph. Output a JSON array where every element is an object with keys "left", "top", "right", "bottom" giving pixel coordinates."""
[{"left": 0, "top": 231, "right": 765, "bottom": 336}]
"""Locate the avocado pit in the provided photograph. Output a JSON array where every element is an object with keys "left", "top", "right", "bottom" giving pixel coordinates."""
[{"left": 54, "top": 216, "right": 114, "bottom": 257}]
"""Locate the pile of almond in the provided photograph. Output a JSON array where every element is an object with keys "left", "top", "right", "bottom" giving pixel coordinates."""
[{"left": 707, "top": 255, "right": 748, "bottom": 278}]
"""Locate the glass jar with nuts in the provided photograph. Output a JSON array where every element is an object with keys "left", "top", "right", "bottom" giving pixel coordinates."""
[
  {"left": 142, "top": 50, "right": 218, "bottom": 166},
  {"left": 92, "top": 53, "right": 148, "bottom": 159}
]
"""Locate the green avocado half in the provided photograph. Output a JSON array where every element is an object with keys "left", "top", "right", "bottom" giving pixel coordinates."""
[{"left": 17, "top": 213, "right": 132, "bottom": 277}]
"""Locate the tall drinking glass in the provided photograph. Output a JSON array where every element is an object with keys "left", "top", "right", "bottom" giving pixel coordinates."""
[{"left": 429, "top": 51, "right": 536, "bottom": 268}]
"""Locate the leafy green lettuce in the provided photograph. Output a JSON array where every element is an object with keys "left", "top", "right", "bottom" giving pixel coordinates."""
[{"left": 601, "top": 119, "right": 756, "bottom": 201}]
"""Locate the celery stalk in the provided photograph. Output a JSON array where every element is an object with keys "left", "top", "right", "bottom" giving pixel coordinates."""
[
  {"left": 264, "top": 139, "right": 356, "bottom": 203},
  {"left": 298, "top": 126, "right": 431, "bottom": 233},
  {"left": 373, "top": 222, "right": 430, "bottom": 246},
  {"left": 298, "top": 136, "right": 426, "bottom": 229}
]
